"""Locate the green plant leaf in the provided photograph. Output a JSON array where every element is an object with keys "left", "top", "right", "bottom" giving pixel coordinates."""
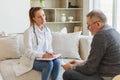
[{"left": 40, "top": 0, "right": 44, "bottom": 2}]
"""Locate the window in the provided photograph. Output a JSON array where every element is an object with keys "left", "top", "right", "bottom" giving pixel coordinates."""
[
  {"left": 99, "top": 0, "right": 113, "bottom": 27},
  {"left": 117, "top": 0, "right": 120, "bottom": 32},
  {"left": 93, "top": 0, "right": 120, "bottom": 33}
]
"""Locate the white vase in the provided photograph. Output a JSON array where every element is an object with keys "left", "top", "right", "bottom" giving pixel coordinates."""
[{"left": 61, "top": 13, "right": 66, "bottom": 22}]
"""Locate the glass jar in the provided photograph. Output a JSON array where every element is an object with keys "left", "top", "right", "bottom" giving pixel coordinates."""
[{"left": 61, "top": 13, "right": 66, "bottom": 22}]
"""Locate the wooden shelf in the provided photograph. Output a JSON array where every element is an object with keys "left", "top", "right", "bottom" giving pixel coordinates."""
[{"left": 31, "top": 0, "right": 83, "bottom": 32}]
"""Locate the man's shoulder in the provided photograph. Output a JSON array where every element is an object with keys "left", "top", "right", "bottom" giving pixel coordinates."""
[
  {"left": 94, "top": 31, "right": 106, "bottom": 39},
  {"left": 95, "top": 26, "right": 113, "bottom": 38}
]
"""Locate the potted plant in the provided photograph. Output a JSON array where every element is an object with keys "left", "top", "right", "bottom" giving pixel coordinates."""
[{"left": 40, "top": 0, "right": 45, "bottom": 8}]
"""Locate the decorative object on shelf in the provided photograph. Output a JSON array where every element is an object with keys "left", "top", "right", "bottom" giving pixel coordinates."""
[
  {"left": 39, "top": 0, "right": 45, "bottom": 8},
  {"left": 61, "top": 13, "right": 66, "bottom": 22},
  {"left": 68, "top": 16, "right": 74, "bottom": 22},
  {"left": 68, "top": 2, "right": 79, "bottom": 8},
  {"left": 74, "top": 26, "right": 82, "bottom": 32},
  {"left": 31, "top": 0, "right": 83, "bottom": 33}
]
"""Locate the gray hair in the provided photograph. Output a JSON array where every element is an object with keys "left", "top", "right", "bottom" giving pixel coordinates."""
[{"left": 87, "top": 10, "right": 107, "bottom": 24}]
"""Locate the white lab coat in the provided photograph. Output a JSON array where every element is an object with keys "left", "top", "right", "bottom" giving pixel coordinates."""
[
  {"left": 13, "top": 24, "right": 53, "bottom": 76},
  {"left": 24, "top": 24, "right": 53, "bottom": 58}
]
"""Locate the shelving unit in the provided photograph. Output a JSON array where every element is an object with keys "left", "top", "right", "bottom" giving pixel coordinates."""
[{"left": 31, "top": 0, "right": 83, "bottom": 33}]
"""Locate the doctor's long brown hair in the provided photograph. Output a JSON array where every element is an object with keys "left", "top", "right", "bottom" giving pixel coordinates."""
[{"left": 29, "top": 7, "right": 42, "bottom": 26}]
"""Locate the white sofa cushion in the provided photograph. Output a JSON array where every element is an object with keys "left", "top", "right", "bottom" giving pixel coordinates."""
[
  {"left": 79, "top": 35, "right": 93, "bottom": 60},
  {"left": 0, "top": 73, "right": 3, "bottom": 80},
  {"left": 0, "top": 36, "right": 20, "bottom": 61},
  {"left": 52, "top": 32, "right": 81, "bottom": 59}
]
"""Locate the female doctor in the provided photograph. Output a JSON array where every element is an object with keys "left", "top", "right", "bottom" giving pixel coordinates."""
[{"left": 23, "top": 7, "right": 60, "bottom": 80}]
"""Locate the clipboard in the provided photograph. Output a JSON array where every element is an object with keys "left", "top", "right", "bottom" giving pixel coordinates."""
[{"left": 36, "top": 54, "right": 61, "bottom": 61}]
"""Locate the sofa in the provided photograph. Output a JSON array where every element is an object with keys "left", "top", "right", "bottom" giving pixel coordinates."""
[{"left": 0, "top": 32, "right": 93, "bottom": 80}]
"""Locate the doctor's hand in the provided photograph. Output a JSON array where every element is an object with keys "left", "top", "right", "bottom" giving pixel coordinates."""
[{"left": 42, "top": 53, "right": 53, "bottom": 58}]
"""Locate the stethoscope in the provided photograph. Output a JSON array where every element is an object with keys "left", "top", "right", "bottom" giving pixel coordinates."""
[
  {"left": 33, "top": 24, "right": 39, "bottom": 46},
  {"left": 33, "top": 24, "right": 47, "bottom": 46}
]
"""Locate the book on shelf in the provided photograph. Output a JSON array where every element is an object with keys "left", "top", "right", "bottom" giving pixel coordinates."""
[{"left": 36, "top": 54, "right": 61, "bottom": 61}]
